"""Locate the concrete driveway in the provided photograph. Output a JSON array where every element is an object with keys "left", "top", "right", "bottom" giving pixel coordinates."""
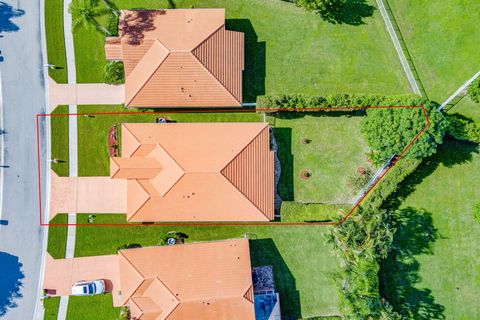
[{"left": 44, "top": 254, "right": 121, "bottom": 305}]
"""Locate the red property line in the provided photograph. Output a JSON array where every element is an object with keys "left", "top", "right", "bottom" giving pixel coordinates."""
[{"left": 36, "top": 105, "right": 430, "bottom": 227}]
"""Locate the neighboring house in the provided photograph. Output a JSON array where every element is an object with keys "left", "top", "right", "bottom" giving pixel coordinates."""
[
  {"left": 105, "top": 9, "right": 244, "bottom": 107},
  {"left": 44, "top": 239, "right": 281, "bottom": 320},
  {"left": 50, "top": 122, "right": 275, "bottom": 222}
]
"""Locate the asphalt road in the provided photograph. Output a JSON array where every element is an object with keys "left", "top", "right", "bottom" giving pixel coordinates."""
[{"left": 0, "top": 0, "right": 47, "bottom": 319}]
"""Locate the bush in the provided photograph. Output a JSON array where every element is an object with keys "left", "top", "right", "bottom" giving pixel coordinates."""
[
  {"left": 104, "top": 61, "right": 125, "bottom": 84},
  {"left": 467, "top": 77, "right": 480, "bottom": 103},
  {"left": 347, "top": 167, "right": 374, "bottom": 193},
  {"left": 280, "top": 202, "right": 348, "bottom": 222},
  {"left": 361, "top": 102, "right": 446, "bottom": 162},
  {"left": 106, "top": 13, "right": 119, "bottom": 36},
  {"left": 473, "top": 204, "right": 480, "bottom": 223},
  {"left": 446, "top": 114, "right": 480, "bottom": 143},
  {"left": 256, "top": 93, "right": 425, "bottom": 111}
]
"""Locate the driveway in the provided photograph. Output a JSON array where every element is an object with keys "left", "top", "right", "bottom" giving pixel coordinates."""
[{"left": 44, "top": 254, "right": 121, "bottom": 305}]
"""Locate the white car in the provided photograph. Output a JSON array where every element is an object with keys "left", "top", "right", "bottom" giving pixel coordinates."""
[{"left": 71, "top": 280, "right": 105, "bottom": 296}]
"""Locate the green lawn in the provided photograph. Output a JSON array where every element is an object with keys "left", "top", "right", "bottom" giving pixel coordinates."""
[
  {"left": 50, "top": 106, "right": 69, "bottom": 176},
  {"left": 70, "top": 214, "right": 340, "bottom": 318},
  {"left": 380, "top": 139, "right": 480, "bottom": 319},
  {"left": 388, "top": 0, "right": 480, "bottom": 104},
  {"left": 71, "top": 0, "right": 409, "bottom": 99},
  {"left": 47, "top": 214, "right": 68, "bottom": 259},
  {"left": 45, "top": 0, "right": 67, "bottom": 83},
  {"left": 66, "top": 294, "right": 120, "bottom": 320},
  {"left": 77, "top": 105, "right": 262, "bottom": 176},
  {"left": 447, "top": 96, "right": 480, "bottom": 123},
  {"left": 43, "top": 296, "right": 60, "bottom": 320},
  {"left": 269, "top": 112, "right": 370, "bottom": 203}
]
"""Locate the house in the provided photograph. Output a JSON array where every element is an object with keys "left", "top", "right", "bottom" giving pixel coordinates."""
[
  {"left": 50, "top": 122, "right": 275, "bottom": 222},
  {"left": 105, "top": 9, "right": 244, "bottom": 107},
  {"left": 44, "top": 239, "right": 281, "bottom": 320}
]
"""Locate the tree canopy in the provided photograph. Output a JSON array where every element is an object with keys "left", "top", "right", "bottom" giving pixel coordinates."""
[{"left": 467, "top": 77, "right": 480, "bottom": 103}]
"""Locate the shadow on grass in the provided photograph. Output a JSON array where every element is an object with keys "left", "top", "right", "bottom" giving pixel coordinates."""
[
  {"left": 226, "top": 19, "right": 265, "bottom": 103},
  {"left": 273, "top": 127, "right": 294, "bottom": 201},
  {"left": 271, "top": 110, "right": 366, "bottom": 120},
  {"left": 250, "top": 238, "right": 301, "bottom": 319},
  {"left": 379, "top": 207, "right": 445, "bottom": 319},
  {"left": 0, "top": 252, "right": 24, "bottom": 316}
]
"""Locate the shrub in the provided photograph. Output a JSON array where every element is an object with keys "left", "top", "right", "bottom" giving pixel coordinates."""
[
  {"left": 106, "top": 13, "right": 119, "bottom": 36},
  {"left": 347, "top": 167, "right": 373, "bottom": 192},
  {"left": 104, "top": 61, "right": 125, "bottom": 84},
  {"left": 280, "top": 202, "right": 348, "bottom": 222},
  {"left": 467, "top": 77, "right": 480, "bottom": 103},
  {"left": 473, "top": 204, "right": 480, "bottom": 223},
  {"left": 446, "top": 114, "right": 480, "bottom": 143},
  {"left": 118, "top": 306, "right": 130, "bottom": 320},
  {"left": 361, "top": 102, "right": 446, "bottom": 162},
  {"left": 256, "top": 93, "right": 425, "bottom": 111}
]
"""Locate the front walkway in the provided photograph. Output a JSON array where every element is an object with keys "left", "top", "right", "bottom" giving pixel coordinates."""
[
  {"left": 49, "top": 78, "right": 125, "bottom": 111},
  {"left": 44, "top": 254, "right": 122, "bottom": 306}
]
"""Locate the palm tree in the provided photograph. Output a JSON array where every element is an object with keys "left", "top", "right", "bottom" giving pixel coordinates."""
[{"left": 69, "top": 0, "right": 111, "bottom": 35}]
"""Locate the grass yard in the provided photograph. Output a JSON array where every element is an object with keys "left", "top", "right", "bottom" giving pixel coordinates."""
[
  {"left": 77, "top": 105, "right": 262, "bottom": 176},
  {"left": 45, "top": 0, "right": 67, "bottom": 83},
  {"left": 447, "top": 97, "right": 480, "bottom": 123},
  {"left": 50, "top": 106, "right": 69, "bottom": 176},
  {"left": 387, "top": 0, "right": 480, "bottom": 104},
  {"left": 269, "top": 111, "right": 370, "bottom": 204},
  {"left": 66, "top": 294, "right": 120, "bottom": 320},
  {"left": 380, "top": 139, "right": 480, "bottom": 319},
  {"left": 71, "top": 0, "right": 409, "bottom": 99},
  {"left": 68, "top": 214, "right": 340, "bottom": 318},
  {"left": 47, "top": 215, "right": 68, "bottom": 259},
  {"left": 43, "top": 296, "right": 60, "bottom": 320}
]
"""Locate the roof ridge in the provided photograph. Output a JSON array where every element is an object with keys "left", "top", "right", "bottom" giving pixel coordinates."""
[
  {"left": 125, "top": 39, "right": 170, "bottom": 105},
  {"left": 118, "top": 251, "right": 147, "bottom": 303},
  {"left": 191, "top": 26, "right": 242, "bottom": 105},
  {"left": 149, "top": 143, "right": 185, "bottom": 197},
  {"left": 126, "top": 180, "right": 151, "bottom": 221}
]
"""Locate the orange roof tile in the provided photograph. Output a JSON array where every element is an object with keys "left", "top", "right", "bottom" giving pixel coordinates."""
[
  {"left": 111, "top": 123, "right": 274, "bottom": 222},
  {"left": 106, "top": 9, "right": 244, "bottom": 107},
  {"left": 117, "top": 239, "right": 255, "bottom": 320}
]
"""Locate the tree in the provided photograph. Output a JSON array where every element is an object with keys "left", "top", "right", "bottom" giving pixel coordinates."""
[
  {"left": 294, "top": 0, "right": 345, "bottom": 13},
  {"left": 361, "top": 102, "right": 446, "bottom": 164},
  {"left": 69, "top": 0, "right": 111, "bottom": 35},
  {"left": 467, "top": 77, "right": 480, "bottom": 103}
]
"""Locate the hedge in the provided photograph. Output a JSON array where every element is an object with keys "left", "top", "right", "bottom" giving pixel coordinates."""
[
  {"left": 281, "top": 202, "right": 349, "bottom": 222},
  {"left": 446, "top": 114, "right": 480, "bottom": 143},
  {"left": 467, "top": 77, "right": 480, "bottom": 103},
  {"left": 256, "top": 93, "right": 425, "bottom": 111}
]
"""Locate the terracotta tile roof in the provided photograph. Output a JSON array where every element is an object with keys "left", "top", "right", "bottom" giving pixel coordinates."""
[
  {"left": 110, "top": 123, "right": 274, "bottom": 222},
  {"left": 106, "top": 9, "right": 244, "bottom": 107},
  {"left": 118, "top": 239, "right": 255, "bottom": 320}
]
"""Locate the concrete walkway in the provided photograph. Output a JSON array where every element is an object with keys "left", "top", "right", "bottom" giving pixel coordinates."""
[
  {"left": 437, "top": 70, "right": 480, "bottom": 111},
  {"left": 57, "top": 0, "right": 77, "bottom": 318}
]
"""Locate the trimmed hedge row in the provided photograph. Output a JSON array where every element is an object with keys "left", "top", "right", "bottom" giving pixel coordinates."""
[
  {"left": 256, "top": 93, "right": 425, "bottom": 111},
  {"left": 446, "top": 115, "right": 480, "bottom": 143},
  {"left": 280, "top": 202, "right": 350, "bottom": 222}
]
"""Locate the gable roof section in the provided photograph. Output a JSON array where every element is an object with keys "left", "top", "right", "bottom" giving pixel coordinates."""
[{"left": 117, "top": 239, "right": 255, "bottom": 320}]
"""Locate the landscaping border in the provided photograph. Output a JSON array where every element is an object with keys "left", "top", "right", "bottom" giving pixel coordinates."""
[{"left": 37, "top": 106, "right": 430, "bottom": 227}]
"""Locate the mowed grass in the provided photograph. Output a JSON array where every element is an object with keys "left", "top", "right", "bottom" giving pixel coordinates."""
[
  {"left": 388, "top": 0, "right": 480, "bottom": 103},
  {"left": 43, "top": 296, "right": 60, "bottom": 320},
  {"left": 381, "top": 139, "right": 480, "bottom": 319},
  {"left": 45, "top": 0, "right": 67, "bottom": 83},
  {"left": 72, "top": 214, "right": 340, "bottom": 318},
  {"left": 71, "top": 0, "right": 409, "bottom": 98},
  {"left": 269, "top": 112, "right": 370, "bottom": 203},
  {"left": 66, "top": 294, "right": 120, "bottom": 320},
  {"left": 448, "top": 96, "right": 480, "bottom": 123},
  {"left": 47, "top": 214, "right": 68, "bottom": 259},
  {"left": 50, "top": 106, "right": 69, "bottom": 176},
  {"left": 77, "top": 105, "right": 262, "bottom": 176}
]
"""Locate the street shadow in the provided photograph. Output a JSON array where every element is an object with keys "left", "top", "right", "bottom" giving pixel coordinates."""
[
  {"left": 379, "top": 207, "right": 445, "bottom": 319},
  {"left": 250, "top": 239, "right": 301, "bottom": 319},
  {"left": 272, "top": 128, "right": 294, "bottom": 201},
  {"left": 0, "top": 2, "right": 24, "bottom": 34},
  {"left": 307, "top": 0, "right": 375, "bottom": 25},
  {"left": 119, "top": 10, "right": 163, "bottom": 45},
  {"left": 226, "top": 19, "right": 265, "bottom": 102},
  {"left": 0, "top": 252, "right": 24, "bottom": 316}
]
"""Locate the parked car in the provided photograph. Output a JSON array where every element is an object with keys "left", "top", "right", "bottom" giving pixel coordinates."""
[{"left": 71, "top": 280, "right": 105, "bottom": 296}]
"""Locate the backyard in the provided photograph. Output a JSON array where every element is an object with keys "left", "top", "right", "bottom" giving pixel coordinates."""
[
  {"left": 380, "top": 139, "right": 480, "bottom": 319},
  {"left": 47, "top": 215, "right": 341, "bottom": 319},
  {"left": 69, "top": 0, "right": 410, "bottom": 100}
]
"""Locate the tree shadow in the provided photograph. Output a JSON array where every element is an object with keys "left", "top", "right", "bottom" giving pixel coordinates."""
[
  {"left": 310, "top": 0, "right": 375, "bottom": 25},
  {"left": 119, "top": 10, "right": 164, "bottom": 45},
  {"left": 379, "top": 207, "right": 445, "bottom": 319},
  {"left": 250, "top": 238, "right": 301, "bottom": 319},
  {"left": 271, "top": 109, "right": 365, "bottom": 120},
  {"left": 272, "top": 127, "right": 294, "bottom": 201},
  {"left": 0, "top": 252, "right": 24, "bottom": 316},
  {"left": 0, "top": 1, "right": 24, "bottom": 34},
  {"left": 226, "top": 19, "right": 265, "bottom": 102}
]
